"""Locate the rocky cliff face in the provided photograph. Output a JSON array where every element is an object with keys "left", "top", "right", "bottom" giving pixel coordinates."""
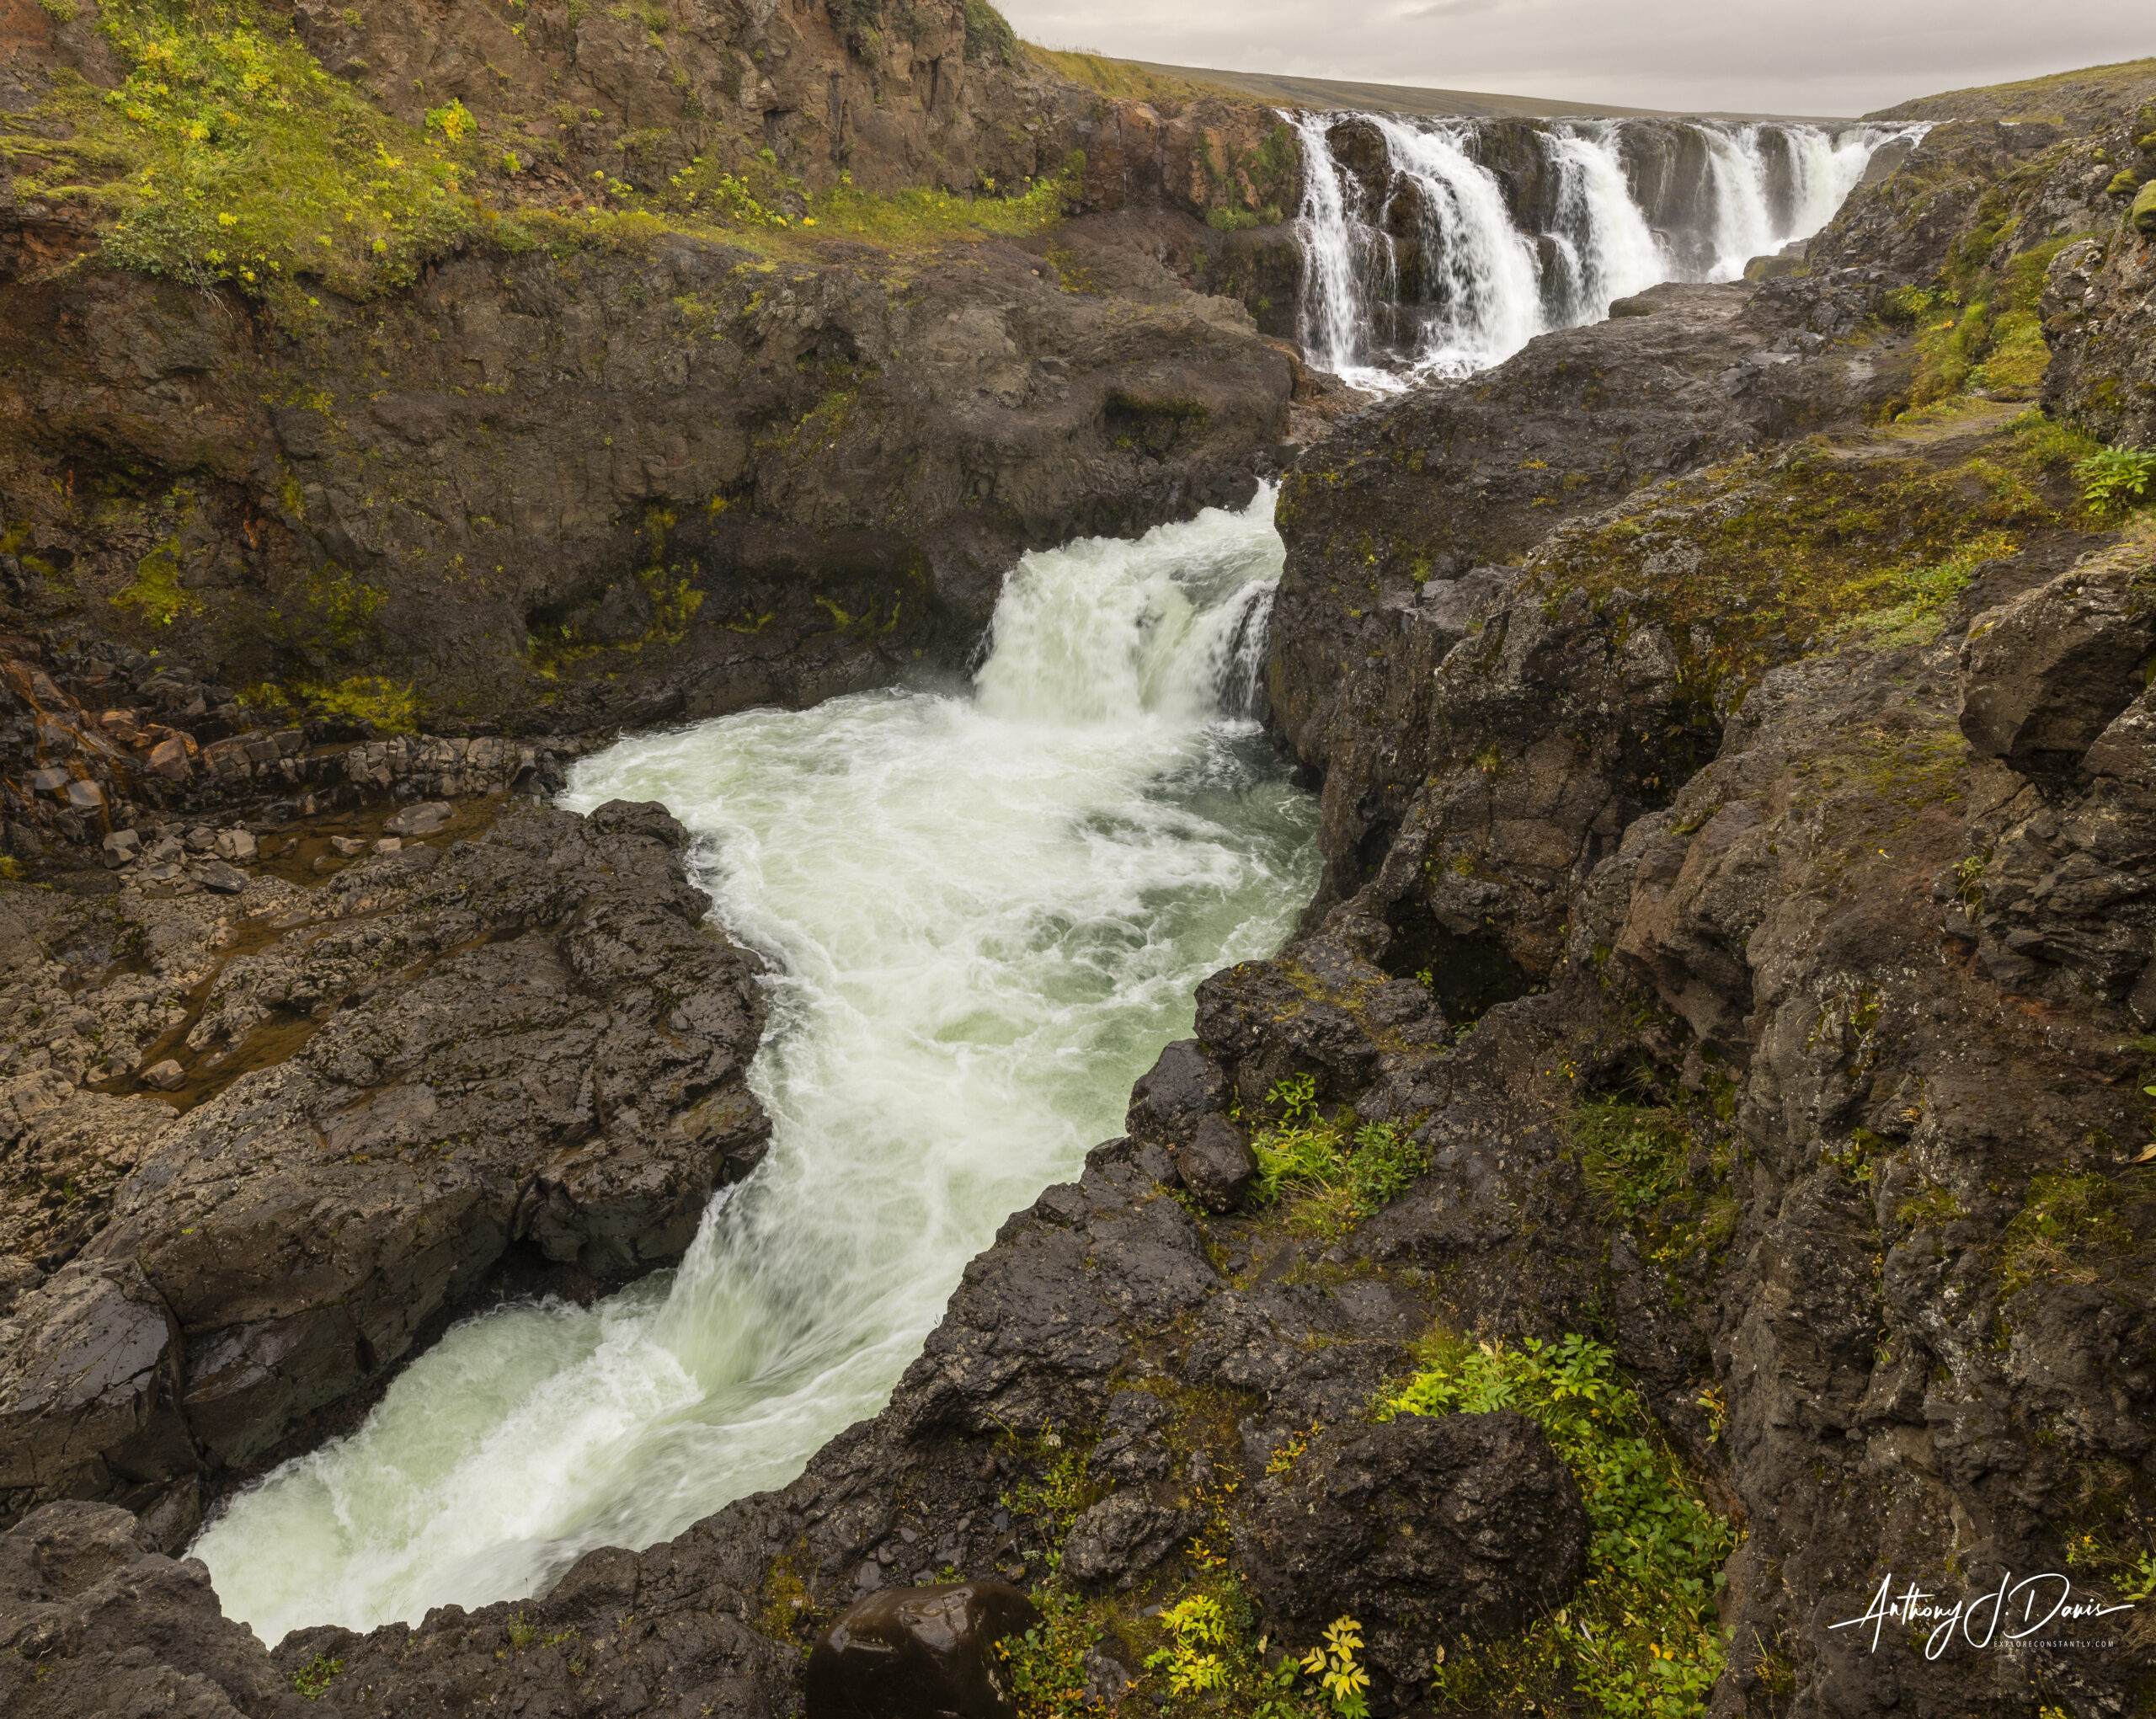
[{"left": 0, "top": 0, "right": 1305, "bottom": 790}]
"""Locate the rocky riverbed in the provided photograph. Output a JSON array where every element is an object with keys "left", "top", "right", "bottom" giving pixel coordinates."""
[{"left": 4, "top": 26, "right": 2156, "bottom": 1719}]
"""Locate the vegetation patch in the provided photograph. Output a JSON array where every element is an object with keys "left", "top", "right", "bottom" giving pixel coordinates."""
[
  {"left": 242, "top": 673, "right": 420, "bottom": 733},
  {"left": 1535, "top": 409, "right": 2104, "bottom": 708},
  {"left": 1570, "top": 1097, "right": 1737, "bottom": 1302},
  {"left": 111, "top": 538, "right": 200, "bottom": 626},
  {"left": 1999, "top": 1169, "right": 2145, "bottom": 1296},
  {"left": 6, "top": 0, "right": 472, "bottom": 300},
  {"left": 2076, "top": 444, "right": 2156, "bottom": 517},
  {"left": 1379, "top": 1332, "right": 1738, "bottom": 1717},
  {"left": 1249, "top": 1074, "right": 1425, "bottom": 1241}
]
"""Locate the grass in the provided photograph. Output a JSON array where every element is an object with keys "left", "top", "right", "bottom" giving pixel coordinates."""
[
  {"left": 1999, "top": 1170, "right": 2141, "bottom": 1297},
  {"left": 1021, "top": 45, "right": 1245, "bottom": 104},
  {"left": 1568, "top": 1098, "right": 1737, "bottom": 1292},
  {"left": 1247, "top": 1075, "right": 1426, "bottom": 1241},
  {"left": 4, "top": 0, "right": 472, "bottom": 300},
  {"left": 1379, "top": 1332, "right": 1737, "bottom": 1717}
]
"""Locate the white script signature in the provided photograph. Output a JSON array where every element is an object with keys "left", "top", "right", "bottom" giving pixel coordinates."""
[{"left": 1829, "top": 1572, "right": 2135, "bottom": 1660}]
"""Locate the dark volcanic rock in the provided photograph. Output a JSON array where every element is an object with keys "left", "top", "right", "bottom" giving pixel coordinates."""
[
  {"left": 1061, "top": 1492, "right": 1199, "bottom": 1590},
  {"left": 1957, "top": 541, "right": 2156, "bottom": 761},
  {"left": 1233, "top": 1412, "right": 1587, "bottom": 1685},
  {"left": 0, "top": 1501, "right": 312, "bottom": 1719},
  {"left": 0, "top": 798, "right": 769, "bottom": 1532},
  {"left": 805, "top": 1580, "right": 1038, "bottom": 1719},
  {"left": 1173, "top": 1115, "right": 1258, "bottom": 1213}
]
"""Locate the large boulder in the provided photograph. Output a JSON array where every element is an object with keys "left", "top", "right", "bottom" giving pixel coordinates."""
[
  {"left": 805, "top": 1579, "right": 1038, "bottom": 1719},
  {"left": 1233, "top": 1411, "right": 1587, "bottom": 1687},
  {"left": 1957, "top": 545, "right": 2156, "bottom": 762}
]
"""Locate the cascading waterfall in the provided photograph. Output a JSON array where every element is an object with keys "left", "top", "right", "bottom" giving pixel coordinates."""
[
  {"left": 1291, "top": 110, "right": 1925, "bottom": 390},
  {"left": 191, "top": 491, "right": 1321, "bottom": 1647}
]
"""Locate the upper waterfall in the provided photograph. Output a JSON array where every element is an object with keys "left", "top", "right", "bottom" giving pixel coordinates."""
[{"left": 1287, "top": 111, "right": 1925, "bottom": 390}]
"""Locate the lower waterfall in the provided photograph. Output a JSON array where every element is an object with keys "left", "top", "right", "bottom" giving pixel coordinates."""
[
  {"left": 1289, "top": 110, "right": 1924, "bottom": 390},
  {"left": 190, "top": 493, "right": 1320, "bottom": 1645}
]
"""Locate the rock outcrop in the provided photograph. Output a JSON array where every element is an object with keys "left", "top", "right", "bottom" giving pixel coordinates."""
[{"left": 1, "top": 797, "right": 768, "bottom": 1541}]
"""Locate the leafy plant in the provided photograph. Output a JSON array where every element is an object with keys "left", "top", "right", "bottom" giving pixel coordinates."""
[
  {"left": 2075, "top": 444, "right": 2156, "bottom": 516},
  {"left": 1248, "top": 1076, "right": 1426, "bottom": 1240},
  {"left": 1299, "top": 1616, "right": 1372, "bottom": 1718},
  {"left": 290, "top": 1656, "right": 342, "bottom": 1700},
  {"left": 1381, "top": 1332, "right": 1737, "bottom": 1717},
  {"left": 1146, "top": 1594, "right": 1235, "bottom": 1696},
  {"left": 998, "top": 1585, "right": 1102, "bottom": 1719}
]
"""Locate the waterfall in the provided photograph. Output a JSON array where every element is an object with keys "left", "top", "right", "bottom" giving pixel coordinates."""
[
  {"left": 191, "top": 489, "right": 1321, "bottom": 1646},
  {"left": 1289, "top": 112, "right": 1925, "bottom": 391}
]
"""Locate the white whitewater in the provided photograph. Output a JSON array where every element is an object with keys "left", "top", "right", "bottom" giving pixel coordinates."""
[
  {"left": 1292, "top": 112, "right": 1923, "bottom": 390},
  {"left": 193, "top": 494, "right": 1320, "bottom": 1645}
]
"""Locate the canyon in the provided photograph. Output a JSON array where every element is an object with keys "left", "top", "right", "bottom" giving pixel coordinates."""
[{"left": 3, "top": 8, "right": 2155, "bottom": 1719}]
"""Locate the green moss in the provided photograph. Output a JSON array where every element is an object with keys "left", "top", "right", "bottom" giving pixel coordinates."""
[
  {"left": 291, "top": 672, "right": 421, "bottom": 732},
  {"left": 1537, "top": 419, "right": 2093, "bottom": 710},
  {"left": 111, "top": 537, "right": 199, "bottom": 626},
  {"left": 7, "top": 0, "right": 473, "bottom": 299},
  {"left": 1380, "top": 1332, "right": 1737, "bottom": 1716}
]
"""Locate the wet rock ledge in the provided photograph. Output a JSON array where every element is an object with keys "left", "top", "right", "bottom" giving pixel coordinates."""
[{"left": 0, "top": 795, "right": 769, "bottom": 1546}]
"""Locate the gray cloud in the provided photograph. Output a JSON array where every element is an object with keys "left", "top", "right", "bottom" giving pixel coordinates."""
[{"left": 1003, "top": 0, "right": 2153, "bottom": 115}]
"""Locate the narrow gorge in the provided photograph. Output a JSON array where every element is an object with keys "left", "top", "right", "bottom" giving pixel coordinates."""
[{"left": 3, "top": 9, "right": 2155, "bottom": 1719}]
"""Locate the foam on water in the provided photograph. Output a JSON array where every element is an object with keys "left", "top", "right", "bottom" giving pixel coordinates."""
[
  {"left": 1291, "top": 112, "right": 1924, "bottom": 390},
  {"left": 192, "top": 490, "right": 1319, "bottom": 1646}
]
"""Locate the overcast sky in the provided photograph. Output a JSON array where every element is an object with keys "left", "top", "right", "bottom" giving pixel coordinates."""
[{"left": 1001, "top": 0, "right": 2153, "bottom": 117}]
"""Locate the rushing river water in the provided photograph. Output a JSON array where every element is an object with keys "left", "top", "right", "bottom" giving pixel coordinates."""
[{"left": 194, "top": 491, "right": 1320, "bottom": 1645}]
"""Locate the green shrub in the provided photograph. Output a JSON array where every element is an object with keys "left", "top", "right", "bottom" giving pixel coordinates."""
[
  {"left": 290, "top": 1656, "right": 342, "bottom": 1700},
  {"left": 1206, "top": 205, "right": 1261, "bottom": 232},
  {"left": 1249, "top": 1074, "right": 1426, "bottom": 1238},
  {"left": 1380, "top": 1332, "right": 1737, "bottom": 1717},
  {"left": 2075, "top": 444, "right": 2156, "bottom": 515}
]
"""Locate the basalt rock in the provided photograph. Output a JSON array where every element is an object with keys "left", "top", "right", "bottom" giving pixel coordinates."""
[
  {"left": 805, "top": 1580, "right": 1038, "bottom": 1719},
  {"left": 0, "top": 1501, "right": 316, "bottom": 1719},
  {"left": 1172, "top": 1114, "right": 1257, "bottom": 1214},
  {"left": 1233, "top": 1411, "right": 1588, "bottom": 1690},
  {"left": 0, "top": 797, "right": 769, "bottom": 1533}
]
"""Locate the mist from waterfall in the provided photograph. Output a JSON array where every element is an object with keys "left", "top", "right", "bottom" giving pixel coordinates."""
[{"left": 1290, "top": 111, "right": 1923, "bottom": 392}]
